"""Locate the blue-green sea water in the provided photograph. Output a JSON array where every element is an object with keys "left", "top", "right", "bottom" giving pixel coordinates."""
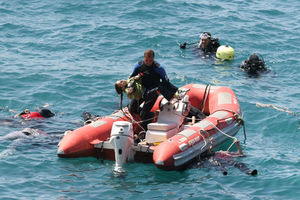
[{"left": 0, "top": 0, "right": 299, "bottom": 199}]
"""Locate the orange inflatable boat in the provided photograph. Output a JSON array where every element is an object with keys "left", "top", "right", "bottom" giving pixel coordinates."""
[{"left": 57, "top": 84, "right": 243, "bottom": 170}]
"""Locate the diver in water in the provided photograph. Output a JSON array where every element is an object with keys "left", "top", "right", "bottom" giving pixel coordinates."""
[
  {"left": 191, "top": 138, "right": 257, "bottom": 176},
  {"left": 14, "top": 108, "right": 55, "bottom": 120},
  {"left": 239, "top": 54, "right": 266, "bottom": 75},
  {"left": 180, "top": 32, "right": 220, "bottom": 56},
  {"left": 197, "top": 32, "right": 220, "bottom": 54}
]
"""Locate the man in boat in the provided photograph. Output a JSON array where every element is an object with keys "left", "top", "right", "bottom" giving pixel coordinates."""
[
  {"left": 126, "top": 49, "right": 188, "bottom": 131},
  {"left": 192, "top": 138, "right": 257, "bottom": 176},
  {"left": 239, "top": 53, "right": 267, "bottom": 75},
  {"left": 180, "top": 32, "right": 220, "bottom": 56}
]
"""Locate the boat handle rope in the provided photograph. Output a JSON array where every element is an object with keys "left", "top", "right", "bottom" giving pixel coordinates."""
[
  {"left": 213, "top": 108, "right": 247, "bottom": 143},
  {"left": 199, "top": 129, "right": 209, "bottom": 151},
  {"left": 226, "top": 138, "right": 239, "bottom": 152},
  {"left": 205, "top": 119, "right": 241, "bottom": 152},
  {"left": 200, "top": 84, "right": 211, "bottom": 113}
]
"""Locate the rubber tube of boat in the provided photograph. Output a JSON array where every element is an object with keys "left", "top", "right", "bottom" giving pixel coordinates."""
[{"left": 109, "top": 121, "right": 133, "bottom": 172}]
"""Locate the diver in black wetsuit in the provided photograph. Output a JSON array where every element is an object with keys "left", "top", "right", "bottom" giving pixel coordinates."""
[
  {"left": 180, "top": 32, "right": 220, "bottom": 56},
  {"left": 196, "top": 32, "right": 220, "bottom": 54},
  {"left": 239, "top": 54, "right": 266, "bottom": 75}
]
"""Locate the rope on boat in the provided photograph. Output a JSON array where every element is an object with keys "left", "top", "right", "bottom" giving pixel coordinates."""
[
  {"left": 205, "top": 119, "right": 239, "bottom": 152},
  {"left": 226, "top": 138, "right": 238, "bottom": 152},
  {"left": 119, "top": 107, "right": 156, "bottom": 133},
  {"left": 175, "top": 105, "right": 247, "bottom": 144},
  {"left": 120, "top": 107, "right": 145, "bottom": 131},
  {"left": 199, "top": 108, "right": 246, "bottom": 151},
  {"left": 207, "top": 119, "right": 237, "bottom": 140},
  {"left": 213, "top": 108, "right": 247, "bottom": 143},
  {"left": 198, "top": 129, "right": 209, "bottom": 150},
  {"left": 170, "top": 104, "right": 247, "bottom": 152},
  {"left": 200, "top": 84, "right": 211, "bottom": 113}
]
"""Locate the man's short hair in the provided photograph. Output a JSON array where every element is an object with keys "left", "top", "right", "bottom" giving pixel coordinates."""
[{"left": 144, "top": 49, "right": 155, "bottom": 58}]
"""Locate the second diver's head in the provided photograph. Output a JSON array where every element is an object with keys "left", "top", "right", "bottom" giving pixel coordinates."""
[
  {"left": 249, "top": 54, "right": 259, "bottom": 64},
  {"left": 144, "top": 49, "right": 155, "bottom": 67},
  {"left": 247, "top": 54, "right": 265, "bottom": 73},
  {"left": 199, "top": 32, "right": 212, "bottom": 49}
]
